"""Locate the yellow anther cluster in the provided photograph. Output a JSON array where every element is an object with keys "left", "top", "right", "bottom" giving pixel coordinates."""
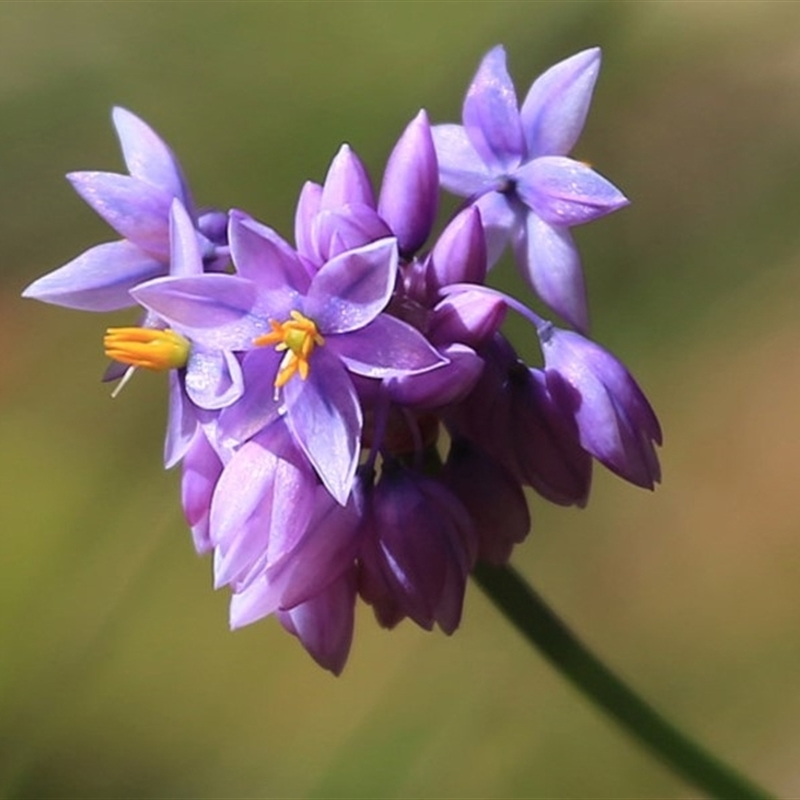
[{"left": 253, "top": 310, "right": 324, "bottom": 388}]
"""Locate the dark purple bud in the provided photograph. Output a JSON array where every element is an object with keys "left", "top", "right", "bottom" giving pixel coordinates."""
[
  {"left": 443, "top": 439, "right": 530, "bottom": 565},
  {"left": 378, "top": 110, "right": 439, "bottom": 256},
  {"left": 359, "top": 466, "right": 476, "bottom": 634},
  {"left": 428, "top": 287, "right": 506, "bottom": 347}
]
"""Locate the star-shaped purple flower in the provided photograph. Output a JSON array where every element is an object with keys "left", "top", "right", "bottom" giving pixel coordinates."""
[
  {"left": 22, "top": 107, "right": 226, "bottom": 311},
  {"left": 432, "top": 46, "right": 629, "bottom": 332},
  {"left": 132, "top": 213, "right": 445, "bottom": 503}
]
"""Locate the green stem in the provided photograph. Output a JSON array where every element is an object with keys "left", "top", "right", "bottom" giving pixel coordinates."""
[{"left": 473, "top": 562, "right": 773, "bottom": 800}]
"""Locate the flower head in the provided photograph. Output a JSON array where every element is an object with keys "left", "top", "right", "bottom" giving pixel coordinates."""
[{"left": 22, "top": 108, "right": 227, "bottom": 312}]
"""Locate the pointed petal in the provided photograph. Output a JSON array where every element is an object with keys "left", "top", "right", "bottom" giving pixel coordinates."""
[
  {"left": 277, "top": 568, "right": 357, "bottom": 675},
  {"left": 520, "top": 48, "right": 601, "bottom": 158},
  {"left": 431, "top": 124, "right": 495, "bottom": 197},
  {"left": 131, "top": 273, "right": 267, "bottom": 349},
  {"left": 229, "top": 574, "right": 283, "bottom": 629},
  {"left": 320, "top": 144, "right": 375, "bottom": 210},
  {"left": 68, "top": 171, "right": 172, "bottom": 257},
  {"left": 514, "top": 214, "right": 589, "bottom": 333},
  {"left": 164, "top": 372, "right": 197, "bottom": 468},
  {"left": 218, "top": 347, "right": 283, "bottom": 445},
  {"left": 462, "top": 46, "right": 524, "bottom": 171},
  {"left": 329, "top": 315, "right": 446, "bottom": 378},
  {"left": 294, "top": 181, "right": 323, "bottom": 262},
  {"left": 378, "top": 110, "right": 439, "bottom": 255},
  {"left": 22, "top": 240, "right": 163, "bottom": 311},
  {"left": 472, "top": 190, "right": 519, "bottom": 268},
  {"left": 112, "top": 106, "right": 194, "bottom": 210},
  {"left": 305, "top": 238, "right": 398, "bottom": 333},
  {"left": 515, "top": 156, "right": 628, "bottom": 226},
  {"left": 285, "top": 349, "right": 361, "bottom": 505},
  {"left": 181, "top": 431, "right": 224, "bottom": 555},
  {"left": 229, "top": 211, "right": 309, "bottom": 295},
  {"left": 169, "top": 199, "right": 204, "bottom": 277}
]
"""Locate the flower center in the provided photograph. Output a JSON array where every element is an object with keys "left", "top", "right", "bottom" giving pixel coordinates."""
[
  {"left": 104, "top": 327, "right": 190, "bottom": 370},
  {"left": 253, "top": 310, "right": 325, "bottom": 388}
]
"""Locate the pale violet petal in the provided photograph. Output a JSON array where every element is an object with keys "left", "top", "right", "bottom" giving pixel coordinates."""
[
  {"left": 21, "top": 240, "right": 163, "bottom": 311},
  {"left": 462, "top": 45, "right": 524, "bottom": 172},
  {"left": 515, "top": 156, "right": 628, "bottom": 226},
  {"left": 430, "top": 124, "right": 495, "bottom": 197},
  {"left": 520, "top": 48, "right": 601, "bottom": 158},
  {"left": 514, "top": 214, "right": 589, "bottom": 334}
]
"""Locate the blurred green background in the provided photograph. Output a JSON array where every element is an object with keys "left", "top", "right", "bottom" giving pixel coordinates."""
[{"left": 2, "top": 2, "right": 800, "bottom": 797}]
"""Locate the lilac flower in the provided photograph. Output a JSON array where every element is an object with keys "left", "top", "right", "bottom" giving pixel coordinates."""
[
  {"left": 22, "top": 107, "right": 227, "bottom": 311},
  {"left": 432, "top": 47, "right": 628, "bottom": 332},
  {"left": 539, "top": 325, "right": 662, "bottom": 489},
  {"left": 132, "top": 214, "right": 445, "bottom": 503}
]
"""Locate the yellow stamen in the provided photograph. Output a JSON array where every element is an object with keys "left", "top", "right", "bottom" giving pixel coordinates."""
[
  {"left": 104, "top": 327, "right": 191, "bottom": 371},
  {"left": 253, "top": 310, "right": 324, "bottom": 388}
]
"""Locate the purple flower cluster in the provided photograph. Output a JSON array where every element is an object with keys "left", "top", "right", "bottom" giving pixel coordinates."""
[{"left": 23, "top": 46, "right": 661, "bottom": 674}]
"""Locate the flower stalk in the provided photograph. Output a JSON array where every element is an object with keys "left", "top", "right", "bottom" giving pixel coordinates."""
[{"left": 473, "top": 562, "right": 773, "bottom": 800}]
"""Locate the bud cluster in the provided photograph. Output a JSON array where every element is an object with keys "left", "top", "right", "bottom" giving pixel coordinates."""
[{"left": 23, "top": 46, "right": 661, "bottom": 673}]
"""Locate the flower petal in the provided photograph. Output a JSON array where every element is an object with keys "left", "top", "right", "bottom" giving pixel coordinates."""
[
  {"left": 520, "top": 48, "right": 601, "bottom": 158},
  {"left": 312, "top": 204, "right": 391, "bottom": 263},
  {"left": 217, "top": 347, "right": 283, "bottom": 445},
  {"left": 294, "top": 181, "right": 323, "bottom": 262},
  {"left": 169, "top": 199, "right": 204, "bottom": 277},
  {"left": 462, "top": 45, "right": 524, "bottom": 172},
  {"left": 112, "top": 106, "right": 194, "bottom": 210},
  {"left": 329, "top": 315, "right": 447, "bottom": 378},
  {"left": 285, "top": 348, "right": 361, "bottom": 506},
  {"left": 430, "top": 124, "right": 495, "bottom": 197},
  {"left": 320, "top": 144, "right": 375, "bottom": 210},
  {"left": 21, "top": 240, "right": 163, "bottom": 312},
  {"left": 515, "top": 156, "right": 629, "bottom": 226},
  {"left": 164, "top": 371, "right": 197, "bottom": 468},
  {"left": 229, "top": 211, "right": 310, "bottom": 295},
  {"left": 277, "top": 567, "right": 357, "bottom": 675},
  {"left": 181, "top": 431, "right": 223, "bottom": 555},
  {"left": 305, "top": 237, "right": 398, "bottom": 334},
  {"left": 513, "top": 214, "right": 589, "bottom": 333},
  {"left": 67, "top": 171, "right": 173, "bottom": 257},
  {"left": 132, "top": 273, "right": 267, "bottom": 350},
  {"left": 472, "top": 190, "right": 519, "bottom": 269}
]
